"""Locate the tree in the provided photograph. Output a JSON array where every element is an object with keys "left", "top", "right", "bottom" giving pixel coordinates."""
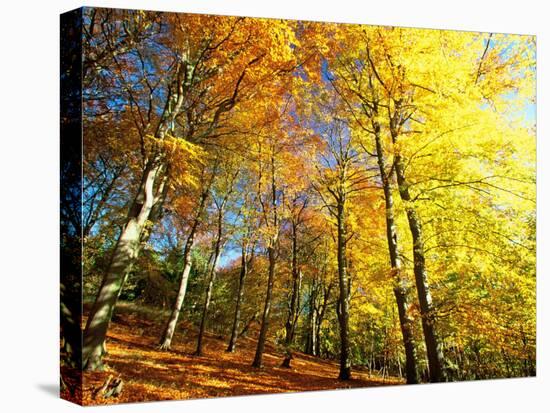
[
  {"left": 227, "top": 187, "right": 258, "bottom": 352},
  {"left": 158, "top": 161, "right": 216, "bottom": 350},
  {"left": 196, "top": 163, "right": 240, "bottom": 355},
  {"left": 77, "top": 10, "right": 536, "bottom": 390},
  {"left": 81, "top": 9, "right": 299, "bottom": 370},
  {"left": 328, "top": 26, "right": 535, "bottom": 382},
  {"left": 281, "top": 193, "right": 308, "bottom": 367},
  {"left": 314, "top": 120, "right": 372, "bottom": 380},
  {"left": 325, "top": 26, "right": 421, "bottom": 384},
  {"left": 251, "top": 140, "right": 282, "bottom": 368}
]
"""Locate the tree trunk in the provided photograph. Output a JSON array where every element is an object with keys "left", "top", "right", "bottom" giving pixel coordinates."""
[
  {"left": 196, "top": 216, "right": 224, "bottom": 356},
  {"left": 82, "top": 161, "right": 163, "bottom": 370},
  {"left": 304, "top": 277, "right": 319, "bottom": 355},
  {"left": 373, "top": 124, "right": 419, "bottom": 384},
  {"left": 391, "top": 125, "right": 447, "bottom": 383},
  {"left": 315, "top": 281, "right": 332, "bottom": 357},
  {"left": 81, "top": 41, "right": 205, "bottom": 370},
  {"left": 305, "top": 306, "right": 318, "bottom": 356},
  {"left": 336, "top": 202, "right": 351, "bottom": 380},
  {"left": 159, "top": 183, "right": 211, "bottom": 350},
  {"left": 158, "top": 255, "right": 193, "bottom": 350},
  {"left": 252, "top": 245, "right": 276, "bottom": 368},
  {"left": 239, "top": 311, "right": 259, "bottom": 338},
  {"left": 227, "top": 245, "right": 249, "bottom": 352},
  {"left": 309, "top": 310, "right": 318, "bottom": 356},
  {"left": 60, "top": 291, "right": 82, "bottom": 369},
  {"left": 253, "top": 151, "right": 278, "bottom": 368},
  {"left": 282, "top": 222, "right": 302, "bottom": 367},
  {"left": 195, "top": 260, "right": 218, "bottom": 356}
]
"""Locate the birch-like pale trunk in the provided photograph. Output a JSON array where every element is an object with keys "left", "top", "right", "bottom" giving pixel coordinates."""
[
  {"left": 82, "top": 56, "right": 193, "bottom": 370},
  {"left": 310, "top": 310, "right": 318, "bottom": 356}
]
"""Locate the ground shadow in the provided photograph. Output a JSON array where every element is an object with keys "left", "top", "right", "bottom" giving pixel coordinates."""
[{"left": 37, "top": 383, "right": 59, "bottom": 398}]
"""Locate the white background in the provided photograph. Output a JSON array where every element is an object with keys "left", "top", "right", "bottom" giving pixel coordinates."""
[{"left": 0, "top": 0, "right": 547, "bottom": 411}]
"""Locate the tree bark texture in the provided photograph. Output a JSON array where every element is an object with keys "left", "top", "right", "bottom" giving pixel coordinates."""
[
  {"left": 336, "top": 202, "right": 351, "bottom": 380},
  {"left": 83, "top": 161, "right": 164, "bottom": 370},
  {"left": 390, "top": 123, "right": 447, "bottom": 383},
  {"left": 227, "top": 245, "right": 250, "bottom": 352},
  {"left": 159, "top": 187, "right": 211, "bottom": 350},
  {"left": 373, "top": 123, "right": 419, "bottom": 384}
]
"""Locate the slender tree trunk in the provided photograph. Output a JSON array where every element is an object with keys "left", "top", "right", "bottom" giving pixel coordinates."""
[
  {"left": 390, "top": 124, "right": 447, "bottom": 383},
  {"left": 373, "top": 124, "right": 419, "bottom": 384},
  {"left": 158, "top": 254, "right": 193, "bottom": 350},
  {"left": 195, "top": 261, "right": 218, "bottom": 356},
  {"left": 196, "top": 169, "right": 238, "bottom": 355},
  {"left": 196, "top": 214, "right": 224, "bottom": 356},
  {"left": 309, "top": 310, "right": 318, "bottom": 356},
  {"left": 282, "top": 223, "right": 302, "bottom": 367},
  {"left": 304, "top": 276, "right": 318, "bottom": 355},
  {"left": 158, "top": 177, "right": 213, "bottom": 350},
  {"left": 253, "top": 151, "right": 278, "bottom": 368},
  {"left": 393, "top": 286, "right": 419, "bottom": 382},
  {"left": 159, "top": 217, "right": 205, "bottom": 350},
  {"left": 82, "top": 161, "right": 163, "bottom": 370},
  {"left": 252, "top": 245, "right": 276, "bottom": 368},
  {"left": 227, "top": 245, "right": 249, "bottom": 352},
  {"left": 239, "top": 311, "right": 259, "bottom": 338},
  {"left": 336, "top": 202, "right": 351, "bottom": 380},
  {"left": 315, "top": 281, "right": 332, "bottom": 357}
]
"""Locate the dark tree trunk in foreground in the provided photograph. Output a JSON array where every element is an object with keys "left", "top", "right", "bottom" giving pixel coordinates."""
[
  {"left": 83, "top": 161, "right": 166, "bottom": 370},
  {"left": 390, "top": 122, "right": 447, "bottom": 383},
  {"left": 159, "top": 187, "right": 210, "bottom": 350},
  {"left": 336, "top": 202, "right": 351, "bottom": 380},
  {"left": 227, "top": 245, "right": 252, "bottom": 352},
  {"left": 373, "top": 123, "right": 419, "bottom": 384}
]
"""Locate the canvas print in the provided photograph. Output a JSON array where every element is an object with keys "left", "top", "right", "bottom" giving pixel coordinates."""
[{"left": 60, "top": 6, "right": 536, "bottom": 406}]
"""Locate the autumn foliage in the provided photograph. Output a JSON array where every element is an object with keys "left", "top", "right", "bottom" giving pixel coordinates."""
[{"left": 60, "top": 6, "right": 536, "bottom": 406}]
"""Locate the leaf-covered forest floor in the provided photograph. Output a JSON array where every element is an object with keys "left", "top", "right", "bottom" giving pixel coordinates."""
[{"left": 64, "top": 302, "right": 403, "bottom": 405}]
